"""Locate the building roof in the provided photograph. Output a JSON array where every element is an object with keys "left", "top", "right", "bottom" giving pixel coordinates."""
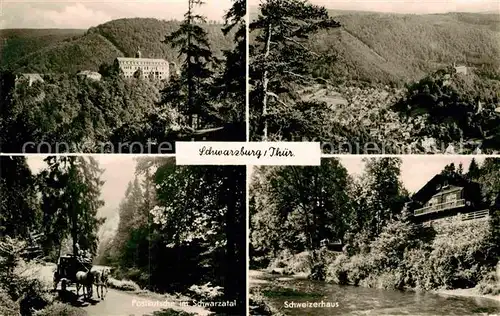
[
  {"left": 116, "top": 57, "right": 169, "bottom": 63},
  {"left": 411, "top": 174, "right": 480, "bottom": 203},
  {"left": 77, "top": 70, "right": 101, "bottom": 75},
  {"left": 17, "top": 73, "right": 44, "bottom": 81}
]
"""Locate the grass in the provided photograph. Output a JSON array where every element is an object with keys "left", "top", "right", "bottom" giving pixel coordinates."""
[
  {"left": 147, "top": 310, "right": 196, "bottom": 316},
  {"left": 35, "top": 303, "right": 88, "bottom": 316},
  {"left": 262, "top": 287, "right": 323, "bottom": 299}
]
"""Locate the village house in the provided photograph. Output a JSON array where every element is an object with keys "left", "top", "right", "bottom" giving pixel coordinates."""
[
  {"left": 77, "top": 70, "right": 102, "bottom": 81},
  {"left": 453, "top": 62, "right": 469, "bottom": 75},
  {"left": 408, "top": 174, "right": 490, "bottom": 225},
  {"left": 15, "top": 73, "right": 44, "bottom": 87}
]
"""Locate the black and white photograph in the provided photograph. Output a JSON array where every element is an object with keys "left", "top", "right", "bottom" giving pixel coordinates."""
[
  {"left": 249, "top": 0, "right": 500, "bottom": 154},
  {"left": 0, "top": 0, "right": 246, "bottom": 153},
  {"left": 249, "top": 157, "right": 500, "bottom": 315},
  {"left": 0, "top": 155, "right": 246, "bottom": 316}
]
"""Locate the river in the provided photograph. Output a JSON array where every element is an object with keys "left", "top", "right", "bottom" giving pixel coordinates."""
[{"left": 250, "top": 270, "right": 500, "bottom": 315}]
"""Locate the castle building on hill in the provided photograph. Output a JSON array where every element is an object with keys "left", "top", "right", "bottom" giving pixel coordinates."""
[{"left": 116, "top": 48, "right": 171, "bottom": 80}]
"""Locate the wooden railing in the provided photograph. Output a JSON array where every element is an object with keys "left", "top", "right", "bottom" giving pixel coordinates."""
[
  {"left": 461, "top": 209, "right": 489, "bottom": 221},
  {"left": 414, "top": 199, "right": 466, "bottom": 216}
]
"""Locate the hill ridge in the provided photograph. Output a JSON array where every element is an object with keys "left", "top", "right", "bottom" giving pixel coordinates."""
[{"left": 1, "top": 17, "right": 233, "bottom": 73}]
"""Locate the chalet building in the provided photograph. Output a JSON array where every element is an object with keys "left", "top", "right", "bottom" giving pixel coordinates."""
[
  {"left": 408, "top": 174, "right": 489, "bottom": 224},
  {"left": 115, "top": 48, "right": 171, "bottom": 80}
]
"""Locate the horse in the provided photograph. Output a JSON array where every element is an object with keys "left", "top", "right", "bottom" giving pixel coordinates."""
[
  {"left": 75, "top": 270, "right": 94, "bottom": 299},
  {"left": 91, "top": 268, "right": 110, "bottom": 299}
]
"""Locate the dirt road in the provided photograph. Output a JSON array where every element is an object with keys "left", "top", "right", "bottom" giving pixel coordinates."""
[
  {"left": 82, "top": 288, "right": 209, "bottom": 316},
  {"left": 32, "top": 262, "right": 210, "bottom": 316}
]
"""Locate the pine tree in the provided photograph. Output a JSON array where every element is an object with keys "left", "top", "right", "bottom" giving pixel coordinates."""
[
  {"left": 250, "top": 0, "right": 340, "bottom": 139},
  {"left": 0, "top": 156, "right": 39, "bottom": 239},
  {"left": 213, "top": 0, "right": 246, "bottom": 124},
  {"left": 162, "top": 0, "right": 217, "bottom": 129},
  {"left": 467, "top": 158, "right": 481, "bottom": 180},
  {"left": 40, "top": 156, "right": 105, "bottom": 258}
]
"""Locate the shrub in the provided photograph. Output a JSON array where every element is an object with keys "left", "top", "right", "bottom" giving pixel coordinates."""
[
  {"left": 325, "top": 216, "right": 495, "bottom": 291},
  {"left": 249, "top": 289, "right": 285, "bottom": 316},
  {"left": 0, "top": 290, "right": 19, "bottom": 316},
  {"left": 36, "top": 303, "right": 88, "bottom": 316},
  {"left": 188, "top": 282, "right": 223, "bottom": 301},
  {"left": 107, "top": 277, "right": 141, "bottom": 292},
  {"left": 18, "top": 278, "right": 53, "bottom": 315},
  {"left": 325, "top": 253, "right": 350, "bottom": 285},
  {"left": 268, "top": 250, "right": 312, "bottom": 275},
  {"left": 477, "top": 270, "right": 500, "bottom": 296},
  {"left": 428, "top": 218, "right": 493, "bottom": 289},
  {"left": 402, "top": 247, "right": 435, "bottom": 290},
  {"left": 283, "top": 251, "right": 312, "bottom": 275},
  {"left": 310, "top": 249, "right": 338, "bottom": 281}
]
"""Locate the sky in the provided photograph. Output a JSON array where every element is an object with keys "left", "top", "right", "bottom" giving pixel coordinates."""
[
  {"left": 338, "top": 156, "right": 485, "bottom": 193},
  {"left": 27, "top": 155, "right": 137, "bottom": 219},
  {"left": 24, "top": 155, "right": 489, "bottom": 214},
  {"left": 249, "top": 0, "right": 499, "bottom": 14},
  {"left": 248, "top": 156, "right": 487, "bottom": 194},
  {"left": 1, "top": 0, "right": 233, "bottom": 29}
]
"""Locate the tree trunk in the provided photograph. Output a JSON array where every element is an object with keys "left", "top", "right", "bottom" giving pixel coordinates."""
[
  {"left": 70, "top": 163, "right": 78, "bottom": 257},
  {"left": 187, "top": 0, "right": 194, "bottom": 129},
  {"left": 261, "top": 23, "right": 272, "bottom": 140}
]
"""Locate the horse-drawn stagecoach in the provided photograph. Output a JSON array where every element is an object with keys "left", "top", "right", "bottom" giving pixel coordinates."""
[
  {"left": 53, "top": 254, "right": 92, "bottom": 292},
  {"left": 53, "top": 254, "right": 109, "bottom": 300}
]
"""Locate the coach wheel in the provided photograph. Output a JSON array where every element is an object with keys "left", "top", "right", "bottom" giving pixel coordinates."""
[{"left": 61, "top": 279, "right": 67, "bottom": 291}]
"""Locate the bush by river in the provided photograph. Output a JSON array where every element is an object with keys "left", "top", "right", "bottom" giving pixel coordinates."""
[{"left": 259, "top": 215, "right": 499, "bottom": 297}]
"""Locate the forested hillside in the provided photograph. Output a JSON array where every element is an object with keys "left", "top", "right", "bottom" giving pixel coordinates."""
[
  {"left": 0, "top": 29, "right": 85, "bottom": 69},
  {"left": 311, "top": 12, "right": 500, "bottom": 84},
  {"left": 1, "top": 18, "right": 234, "bottom": 73},
  {"left": 250, "top": 9, "right": 500, "bottom": 85},
  {"left": 250, "top": 4, "right": 500, "bottom": 150}
]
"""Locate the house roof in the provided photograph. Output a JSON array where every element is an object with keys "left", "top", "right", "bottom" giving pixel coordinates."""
[
  {"left": 17, "top": 73, "right": 44, "bottom": 81},
  {"left": 116, "top": 57, "right": 169, "bottom": 63},
  {"left": 411, "top": 174, "right": 480, "bottom": 203},
  {"left": 77, "top": 70, "right": 101, "bottom": 75}
]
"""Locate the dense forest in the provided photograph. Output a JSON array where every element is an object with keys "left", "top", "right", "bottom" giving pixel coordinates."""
[
  {"left": 96, "top": 158, "right": 246, "bottom": 316},
  {"left": 250, "top": 158, "right": 500, "bottom": 313},
  {"left": 250, "top": 1, "right": 500, "bottom": 152},
  {"left": 250, "top": 8, "right": 500, "bottom": 85},
  {"left": 0, "top": 19, "right": 233, "bottom": 74},
  {"left": 0, "top": 29, "right": 86, "bottom": 70},
  {"left": 0, "top": 156, "right": 246, "bottom": 316},
  {"left": 0, "top": 155, "right": 105, "bottom": 315},
  {"left": 0, "top": 0, "right": 246, "bottom": 153},
  {"left": 312, "top": 12, "right": 500, "bottom": 84}
]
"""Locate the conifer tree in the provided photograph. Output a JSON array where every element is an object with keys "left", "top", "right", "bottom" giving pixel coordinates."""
[
  {"left": 467, "top": 158, "right": 481, "bottom": 180},
  {"left": 214, "top": 0, "right": 246, "bottom": 124},
  {"left": 250, "top": 0, "right": 340, "bottom": 139},
  {"left": 162, "top": 0, "right": 216, "bottom": 129},
  {"left": 40, "top": 156, "right": 104, "bottom": 258}
]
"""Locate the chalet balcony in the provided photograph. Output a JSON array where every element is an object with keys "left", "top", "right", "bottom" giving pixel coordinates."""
[{"left": 414, "top": 199, "right": 466, "bottom": 216}]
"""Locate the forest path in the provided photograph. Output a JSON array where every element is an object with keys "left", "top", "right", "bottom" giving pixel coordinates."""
[{"left": 34, "top": 262, "right": 209, "bottom": 316}]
